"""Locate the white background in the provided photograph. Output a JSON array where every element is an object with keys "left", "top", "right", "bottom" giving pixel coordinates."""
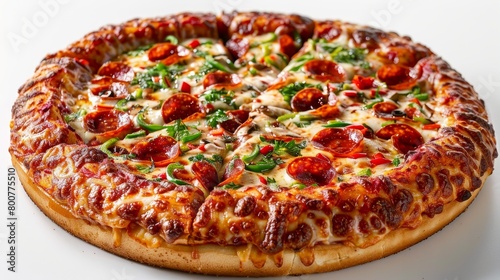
[{"left": 1, "top": 1, "right": 499, "bottom": 279}]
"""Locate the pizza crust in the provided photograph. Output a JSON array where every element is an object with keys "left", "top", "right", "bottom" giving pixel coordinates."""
[{"left": 13, "top": 155, "right": 480, "bottom": 276}]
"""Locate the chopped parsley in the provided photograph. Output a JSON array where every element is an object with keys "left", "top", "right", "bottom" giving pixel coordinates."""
[
  {"left": 392, "top": 157, "right": 401, "bottom": 167},
  {"left": 188, "top": 154, "right": 224, "bottom": 165},
  {"left": 278, "top": 82, "right": 322, "bottom": 103},
  {"left": 201, "top": 89, "right": 235, "bottom": 106},
  {"left": 260, "top": 137, "right": 307, "bottom": 157},
  {"left": 165, "top": 119, "right": 201, "bottom": 143},
  {"left": 131, "top": 63, "right": 184, "bottom": 91},
  {"left": 206, "top": 109, "right": 230, "bottom": 128},
  {"left": 220, "top": 182, "right": 242, "bottom": 190},
  {"left": 126, "top": 44, "right": 153, "bottom": 57},
  {"left": 136, "top": 159, "right": 155, "bottom": 174},
  {"left": 64, "top": 109, "right": 86, "bottom": 123}
]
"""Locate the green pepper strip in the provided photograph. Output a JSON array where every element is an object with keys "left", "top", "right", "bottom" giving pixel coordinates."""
[
  {"left": 250, "top": 33, "right": 278, "bottom": 48},
  {"left": 242, "top": 145, "right": 260, "bottom": 164},
  {"left": 264, "top": 56, "right": 281, "bottom": 69},
  {"left": 289, "top": 54, "right": 314, "bottom": 71},
  {"left": 323, "top": 120, "right": 351, "bottom": 128},
  {"left": 413, "top": 93, "right": 429, "bottom": 101},
  {"left": 137, "top": 109, "right": 166, "bottom": 132},
  {"left": 166, "top": 163, "right": 190, "bottom": 185},
  {"left": 125, "top": 130, "right": 146, "bottom": 139},
  {"left": 413, "top": 116, "right": 431, "bottom": 124},
  {"left": 165, "top": 35, "right": 178, "bottom": 45},
  {"left": 245, "top": 161, "right": 276, "bottom": 173},
  {"left": 299, "top": 114, "right": 319, "bottom": 121},
  {"left": 276, "top": 113, "right": 297, "bottom": 122},
  {"left": 206, "top": 55, "right": 231, "bottom": 73},
  {"left": 100, "top": 138, "right": 119, "bottom": 157},
  {"left": 181, "top": 131, "right": 202, "bottom": 143}
]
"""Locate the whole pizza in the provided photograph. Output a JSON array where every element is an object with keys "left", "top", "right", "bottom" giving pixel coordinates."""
[{"left": 9, "top": 11, "right": 497, "bottom": 276}]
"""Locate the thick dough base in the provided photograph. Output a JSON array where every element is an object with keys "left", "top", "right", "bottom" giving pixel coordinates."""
[{"left": 13, "top": 157, "right": 479, "bottom": 276}]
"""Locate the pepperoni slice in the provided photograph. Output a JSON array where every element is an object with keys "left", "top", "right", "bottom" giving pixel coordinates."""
[
  {"left": 90, "top": 77, "right": 129, "bottom": 98},
  {"left": 202, "top": 71, "right": 241, "bottom": 89},
  {"left": 381, "top": 46, "right": 417, "bottom": 67},
  {"left": 218, "top": 158, "right": 245, "bottom": 186},
  {"left": 310, "top": 104, "right": 341, "bottom": 120},
  {"left": 97, "top": 61, "right": 134, "bottom": 82},
  {"left": 372, "top": 101, "right": 399, "bottom": 118},
  {"left": 311, "top": 128, "right": 364, "bottom": 156},
  {"left": 83, "top": 110, "right": 133, "bottom": 142},
  {"left": 148, "top": 42, "right": 178, "bottom": 61},
  {"left": 161, "top": 93, "right": 201, "bottom": 124},
  {"left": 351, "top": 28, "right": 384, "bottom": 50},
  {"left": 315, "top": 21, "right": 341, "bottom": 41},
  {"left": 279, "top": 34, "right": 297, "bottom": 59},
  {"left": 192, "top": 161, "right": 219, "bottom": 191},
  {"left": 352, "top": 75, "right": 375, "bottom": 90},
  {"left": 303, "top": 59, "right": 345, "bottom": 82},
  {"left": 226, "top": 37, "right": 249, "bottom": 59},
  {"left": 219, "top": 110, "right": 250, "bottom": 133},
  {"left": 291, "top": 88, "right": 327, "bottom": 112},
  {"left": 148, "top": 43, "right": 190, "bottom": 65},
  {"left": 286, "top": 156, "right": 335, "bottom": 186},
  {"left": 377, "top": 64, "right": 418, "bottom": 90},
  {"left": 375, "top": 124, "right": 424, "bottom": 154},
  {"left": 130, "top": 135, "right": 180, "bottom": 166}
]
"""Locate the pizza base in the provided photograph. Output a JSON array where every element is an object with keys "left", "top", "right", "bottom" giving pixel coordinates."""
[{"left": 13, "top": 156, "right": 481, "bottom": 276}]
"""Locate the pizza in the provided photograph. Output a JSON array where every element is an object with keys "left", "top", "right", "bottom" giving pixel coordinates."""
[{"left": 9, "top": 11, "right": 497, "bottom": 276}]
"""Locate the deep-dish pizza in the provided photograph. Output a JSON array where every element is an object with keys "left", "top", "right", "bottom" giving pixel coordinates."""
[{"left": 9, "top": 11, "right": 497, "bottom": 276}]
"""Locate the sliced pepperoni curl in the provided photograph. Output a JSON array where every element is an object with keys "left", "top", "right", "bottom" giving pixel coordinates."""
[
  {"left": 304, "top": 59, "right": 345, "bottom": 82},
  {"left": 192, "top": 161, "right": 219, "bottom": 191},
  {"left": 375, "top": 124, "right": 424, "bottom": 154},
  {"left": 83, "top": 110, "right": 133, "bottom": 142},
  {"left": 130, "top": 135, "right": 180, "bottom": 167},
  {"left": 291, "top": 88, "right": 327, "bottom": 112},
  {"left": 287, "top": 156, "right": 335, "bottom": 186},
  {"left": 219, "top": 110, "right": 250, "bottom": 133},
  {"left": 90, "top": 77, "right": 129, "bottom": 99},
  {"left": 377, "top": 64, "right": 418, "bottom": 90},
  {"left": 310, "top": 104, "right": 341, "bottom": 120},
  {"left": 352, "top": 75, "right": 375, "bottom": 90},
  {"left": 203, "top": 71, "right": 241, "bottom": 89},
  {"left": 218, "top": 158, "right": 245, "bottom": 186},
  {"left": 148, "top": 42, "right": 178, "bottom": 61},
  {"left": 148, "top": 43, "right": 190, "bottom": 65},
  {"left": 311, "top": 128, "right": 364, "bottom": 156},
  {"left": 97, "top": 61, "right": 134, "bottom": 82},
  {"left": 226, "top": 37, "right": 249, "bottom": 59},
  {"left": 373, "top": 101, "right": 399, "bottom": 118},
  {"left": 161, "top": 93, "right": 201, "bottom": 124},
  {"left": 279, "top": 34, "right": 297, "bottom": 59},
  {"left": 315, "top": 21, "right": 341, "bottom": 41}
]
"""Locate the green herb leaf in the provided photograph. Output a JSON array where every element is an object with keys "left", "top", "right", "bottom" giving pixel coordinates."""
[
  {"left": 392, "top": 157, "right": 401, "bottom": 167},
  {"left": 165, "top": 119, "right": 201, "bottom": 143},
  {"left": 64, "top": 109, "right": 86, "bottom": 123},
  {"left": 136, "top": 159, "right": 155, "bottom": 174},
  {"left": 206, "top": 109, "right": 229, "bottom": 128},
  {"left": 221, "top": 182, "right": 242, "bottom": 190},
  {"left": 126, "top": 44, "right": 153, "bottom": 57},
  {"left": 188, "top": 154, "right": 223, "bottom": 165},
  {"left": 131, "top": 63, "right": 184, "bottom": 91},
  {"left": 278, "top": 82, "right": 319, "bottom": 103}
]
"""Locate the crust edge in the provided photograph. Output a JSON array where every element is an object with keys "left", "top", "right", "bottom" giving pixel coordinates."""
[{"left": 12, "top": 155, "right": 480, "bottom": 276}]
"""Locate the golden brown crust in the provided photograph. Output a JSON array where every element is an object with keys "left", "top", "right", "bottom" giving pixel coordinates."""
[
  {"left": 10, "top": 11, "right": 497, "bottom": 276},
  {"left": 14, "top": 155, "right": 480, "bottom": 276}
]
